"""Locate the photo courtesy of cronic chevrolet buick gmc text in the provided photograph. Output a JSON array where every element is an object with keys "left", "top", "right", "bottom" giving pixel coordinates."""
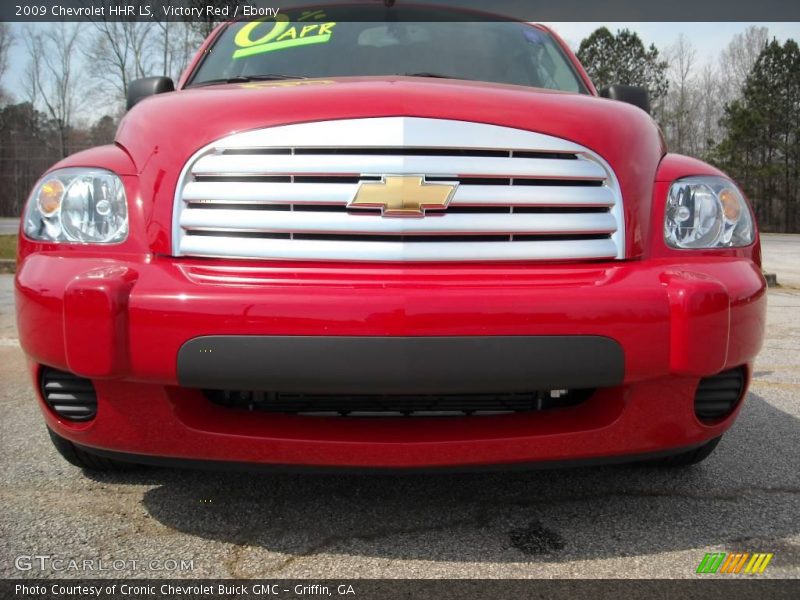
[{"left": 15, "top": 8, "right": 766, "bottom": 473}]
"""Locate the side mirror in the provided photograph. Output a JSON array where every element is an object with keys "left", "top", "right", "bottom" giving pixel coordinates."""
[
  {"left": 127, "top": 77, "right": 175, "bottom": 111},
  {"left": 599, "top": 84, "right": 650, "bottom": 114}
]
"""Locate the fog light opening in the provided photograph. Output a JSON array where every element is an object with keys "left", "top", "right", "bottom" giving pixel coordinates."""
[
  {"left": 39, "top": 367, "right": 98, "bottom": 422},
  {"left": 694, "top": 367, "right": 746, "bottom": 423}
]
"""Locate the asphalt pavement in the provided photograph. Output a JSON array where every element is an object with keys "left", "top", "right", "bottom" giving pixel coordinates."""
[
  {"left": 0, "top": 251, "right": 798, "bottom": 579},
  {"left": 761, "top": 234, "right": 800, "bottom": 289}
]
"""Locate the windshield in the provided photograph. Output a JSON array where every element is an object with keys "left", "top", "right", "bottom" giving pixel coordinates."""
[{"left": 188, "top": 12, "right": 588, "bottom": 93}]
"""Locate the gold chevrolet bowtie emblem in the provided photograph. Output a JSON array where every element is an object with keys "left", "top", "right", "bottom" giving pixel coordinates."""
[{"left": 348, "top": 176, "right": 458, "bottom": 217}]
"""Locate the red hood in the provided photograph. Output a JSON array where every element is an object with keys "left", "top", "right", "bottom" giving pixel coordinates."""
[
  {"left": 118, "top": 76, "right": 662, "bottom": 166},
  {"left": 114, "top": 77, "right": 665, "bottom": 257}
]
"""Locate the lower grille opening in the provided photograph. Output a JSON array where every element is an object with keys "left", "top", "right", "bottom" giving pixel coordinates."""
[
  {"left": 204, "top": 388, "right": 594, "bottom": 417},
  {"left": 694, "top": 367, "right": 746, "bottom": 422},
  {"left": 40, "top": 367, "right": 97, "bottom": 422}
]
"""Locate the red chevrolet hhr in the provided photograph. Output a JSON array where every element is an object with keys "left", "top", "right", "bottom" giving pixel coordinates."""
[{"left": 15, "top": 8, "right": 766, "bottom": 472}]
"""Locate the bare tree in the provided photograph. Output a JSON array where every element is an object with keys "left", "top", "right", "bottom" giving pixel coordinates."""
[
  {"left": 22, "top": 36, "right": 39, "bottom": 108},
  {"left": 0, "top": 23, "right": 13, "bottom": 102},
  {"left": 85, "top": 21, "right": 154, "bottom": 99},
  {"left": 719, "top": 26, "right": 769, "bottom": 104},
  {"left": 84, "top": 2, "right": 156, "bottom": 109},
  {"left": 153, "top": 20, "right": 199, "bottom": 83},
  {"left": 664, "top": 33, "right": 698, "bottom": 155},
  {"left": 696, "top": 63, "right": 723, "bottom": 155},
  {"left": 24, "top": 24, "right": 84, "bottom": 158}
]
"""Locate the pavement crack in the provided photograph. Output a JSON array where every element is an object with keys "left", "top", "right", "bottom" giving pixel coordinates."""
[{"left": 223, "top": 541, "right": 252, "bottom": 578}]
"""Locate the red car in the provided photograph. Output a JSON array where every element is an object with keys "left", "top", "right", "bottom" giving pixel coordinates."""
[{"left": 15, "top": 10, "right": 766, "bottom": 472}]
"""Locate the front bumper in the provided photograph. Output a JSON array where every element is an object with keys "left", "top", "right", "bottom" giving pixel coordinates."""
[{"left": 16, "top": 254, "right": 766, "bottom": 468}]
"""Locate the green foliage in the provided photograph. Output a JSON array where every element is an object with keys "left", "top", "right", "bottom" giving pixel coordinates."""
[
  {"left": 0, "top": 235, "right": 16, "bottom": 260},
  {"left": 714, "top": 39, "right": 800, "bottom": 231},
  {"left": 577, "top": 27, "right": 669, "bottom": 102}
]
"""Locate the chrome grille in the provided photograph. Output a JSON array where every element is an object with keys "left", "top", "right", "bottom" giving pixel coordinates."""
[{"left": 173, "top": 117, "right": 624, "bottom": 262}]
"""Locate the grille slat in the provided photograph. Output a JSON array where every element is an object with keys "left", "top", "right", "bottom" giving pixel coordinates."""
[
  {"left": 181, "top": 181, "right": 616, "bottom": 207},
  {"left": 44, "top": 393, "right": 98, "bottom": 403},
  {"left": 48, "top": 405, "right": 95, "bottom": 416},
  {"left": 180, "top": 236, "right": 619, "bottom": 262},
  {"left": 44, "top": 381, "right": 95, "bottom": 393},
  {"left": 174, "top": 117, "right": 624, "bottom": 262},
  {"left": 180, "top": 209, "right": 617, "bottom": 236},
  {"left": 191, "top": 153, "right": 608, "bottom": 180}
]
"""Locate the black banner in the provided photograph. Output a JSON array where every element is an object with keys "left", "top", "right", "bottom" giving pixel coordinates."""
[
  {"left": 1, "top": 0, "right": 800, "bottom": 23},
  {"left": 2, "top": 579, "right": 800, "bottom": 600}
]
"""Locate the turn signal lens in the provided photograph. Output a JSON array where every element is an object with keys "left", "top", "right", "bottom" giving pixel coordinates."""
[
  {"left": 719, "top": 188, "right": 742, "bottom": 222},
  {"left": 37, "top": 179, "right": 65, "bottom": 216}
]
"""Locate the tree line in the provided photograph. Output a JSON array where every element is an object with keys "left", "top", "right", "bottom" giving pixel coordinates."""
[
  {"left": 0, "top": 20, "right": 798, "bottom": 233},
  {"left": 0, "top": 16, "right": 210, "bottom": 218},
  {"left": 577, "top": 26, "right": 800, "bottom": 233}
]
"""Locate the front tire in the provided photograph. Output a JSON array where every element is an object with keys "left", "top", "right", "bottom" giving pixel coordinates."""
[{"left": 47, "top": 428, "right": 139, "bottom": 472}]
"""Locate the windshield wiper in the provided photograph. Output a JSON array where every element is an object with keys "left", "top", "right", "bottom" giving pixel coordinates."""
[
  {"left": 189, "top": 74, "right": 308, "bottom": 88},
  {"left": 400, "top": 72, "right": 471, "bottom": 81}
]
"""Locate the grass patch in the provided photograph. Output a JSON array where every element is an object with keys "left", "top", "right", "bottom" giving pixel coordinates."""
[{"left": 0, "top": 235, "right": 17, "bottom": 261}]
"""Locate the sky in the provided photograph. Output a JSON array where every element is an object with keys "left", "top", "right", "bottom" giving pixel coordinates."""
[{"left": 4, "top": 21, "right": 800, "bottom": 121}]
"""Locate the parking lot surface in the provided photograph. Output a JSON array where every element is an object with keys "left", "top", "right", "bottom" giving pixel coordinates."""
[
  {"left": 762, "top": 234, "right": 800, "bottom": 289},
  {"left": 0, "top": 252, "right": 798, "bottom": 579},
  {"left": 0, "top": 219, "right": 18, "bottom": 236}
]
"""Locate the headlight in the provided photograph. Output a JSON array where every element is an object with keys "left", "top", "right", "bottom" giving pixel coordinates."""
[
  {"left": 664, "top": 176, "right": 753, "bottom": 249},
  {"left": 23, "top": 168, "right": 128, "bottom": 243}
]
